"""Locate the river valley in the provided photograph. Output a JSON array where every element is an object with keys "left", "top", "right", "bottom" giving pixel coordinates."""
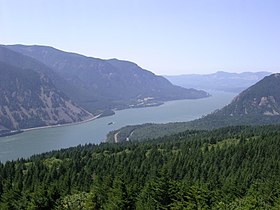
[{"left": 0, "top": 91, "right": 236, "bottom": 162}]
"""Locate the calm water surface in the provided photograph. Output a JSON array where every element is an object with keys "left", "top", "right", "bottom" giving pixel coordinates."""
[{"left": 0, "top": 91, "right": 236, "bottom": 162}]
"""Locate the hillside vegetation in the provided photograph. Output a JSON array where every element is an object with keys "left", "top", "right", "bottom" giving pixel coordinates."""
[
  {"left": 6, "top": 45, "right": 209, "bottom": 114},
  {"left": 1, "top": 125, "right": 280, "bottom": 209},
  {"left": 0, "top": 44, "right": 208, "bottom": 131},
  {"left": 108, "top": 73, "right": 280, "bottom": 142},
  {"left": 0, "top": 61, "right": 91, "bottom": 130}
]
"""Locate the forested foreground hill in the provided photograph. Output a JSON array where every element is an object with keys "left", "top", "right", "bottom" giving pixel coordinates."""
[{"left": 1, "top": 125, "right": 280, "bottom": 209}]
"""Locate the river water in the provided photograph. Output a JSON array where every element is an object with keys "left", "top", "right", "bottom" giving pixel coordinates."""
[{"left": 0, "top": 91, "right": 236, "bottom": 162}]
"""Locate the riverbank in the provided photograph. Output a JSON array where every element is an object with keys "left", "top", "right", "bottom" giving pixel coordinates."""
[
  {"left": 0, "top": 97, "right": 208, "bottom": 139},
  {"left": 0, "top": 91, "right": 237, "bottom": 162},
  {"left": 0, "top": 114, "right": 102, "bottom": 138},
  {"left": 0, "top": 130, "right": 23, "bottom": 138},
  {"left": 22, "top": 114, "right": 102, "bottom": 133}
]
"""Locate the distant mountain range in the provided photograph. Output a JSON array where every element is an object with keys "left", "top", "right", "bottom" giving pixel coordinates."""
[
  {"left": 0, "top": 45, "right": 208, "bottom": 131},
  {"left": 5, "top": 45, "right": 209, "bottom": 114},
  {"left": 165, "top": 71, "right": 271, "bottom": 93},
  {"left": 107, "top": 73, "right": 280, "bottom": 142}
]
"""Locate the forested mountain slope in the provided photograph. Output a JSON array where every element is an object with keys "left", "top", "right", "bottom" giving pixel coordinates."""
[
  {"left": 0, "top": 44, "right": 208, "bottom": 131},
  {"left": 0, "top": 61, "right": 92, "bottom": 130},
  {"left": 107, "top": 73, "right": 280, "bottom": 142},
  {"left": 0, "top": 45, "right": 82, "bottom": 104},
  {"left": 218, "top": 73, "right": 280, "bottom": 116},
  {"left": 191, "top": 73, "right": 280, "bottom": 129},
  {"left": 1, "top": 125, "right": 280, "bottom": 209},
  {"left": 6, "top": 45, "right": 209, "bottom": 113}
]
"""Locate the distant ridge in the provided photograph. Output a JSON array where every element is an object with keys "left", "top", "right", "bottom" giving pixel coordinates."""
[
  {"left": 107, "top": 73, "right": 280, "bottom": 142},
  {"left": 171, "top": 73, "right": 280, "bottom": 128},
  {"left": 212, "top": 73, "right": 280, "bottom": 117},
  {"left": 6, "top": 45, "right": 209, "bottom": 114},
  {"left": 0, "top": 44, "right": 209, "bottom": 131},
  {"left": 165, "top": 71, "right": 271, "bottom": 93}
]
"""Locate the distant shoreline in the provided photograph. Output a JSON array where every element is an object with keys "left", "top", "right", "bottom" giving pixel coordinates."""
[
  {"left": 22, "top": 97, "right": 210, "bottom": 133},
  {"left": 21, "top": 114, "right": 102, "bottom": 133},
  {"left": 3, "top": 95, "right": 212, "bottom": 137}
]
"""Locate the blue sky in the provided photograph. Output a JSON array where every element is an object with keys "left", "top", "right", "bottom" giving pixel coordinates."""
[{"left": 1, "top": 0, "right": 279, "bottom": 75}]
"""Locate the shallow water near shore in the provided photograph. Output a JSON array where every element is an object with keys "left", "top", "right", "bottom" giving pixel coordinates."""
[{"left": 0, "top": 91, "right": 236, "bottom": 162}]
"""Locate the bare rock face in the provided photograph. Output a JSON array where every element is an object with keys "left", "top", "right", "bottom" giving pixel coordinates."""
[
  {"left": 220, "top": 73, "right": 280, "bottom": 117},
  {"left": 5, "top": 45, "right": 209, "bottom": 113},
  {"left": 0, "top": 61, "right": 92, "bottom": 130},
  {"left": 179, "top": 73, "right": 280, "bottom": 130}
]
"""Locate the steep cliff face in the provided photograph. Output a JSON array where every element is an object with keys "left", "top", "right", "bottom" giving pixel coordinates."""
[
  {"left": 0, "top": 45, "right": 84, "bottom": 106},
  {"left": 187, "top": 73, "right": 280, "bottom": 129},
  {"left": 0, "top": 62, "right": 92, "bottom": 130},
  {"left": 220, "top": 73, "right": 280, "bottom": 116},
  {"left": 105, "top": 74, "right": 280, "bottom": 142},
  {"left": 6, "top": 45, "right": 209, "bottom": 113},
  {"left": 0, "top": 44, "right": 209, "bottom": 131}
]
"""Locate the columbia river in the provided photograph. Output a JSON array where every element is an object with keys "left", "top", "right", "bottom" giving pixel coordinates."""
[{"left": 0, "top": 91, "right": 236, "bottom": 162}]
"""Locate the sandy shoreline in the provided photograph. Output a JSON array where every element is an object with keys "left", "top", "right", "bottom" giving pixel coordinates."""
[{"left": 22, "top": 114, "right": 102, "bottom": 132}]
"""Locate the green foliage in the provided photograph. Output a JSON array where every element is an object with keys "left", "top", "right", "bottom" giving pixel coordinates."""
[
  {"left": 5, "top": 45, "right": 209, "bottom": 116},
  {"left": 107, "top": 74, "right": 280, "bottom": 142},
  {"left": 1, "top": 125, "right": 280, "bottom": 209},
  {"left": 56, "top": 192, "right": 90, "bottom": 210}
]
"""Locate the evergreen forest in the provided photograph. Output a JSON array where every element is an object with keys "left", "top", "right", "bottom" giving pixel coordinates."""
[{"left": 1, "top": 125, "right": 280, "bottom": 209}]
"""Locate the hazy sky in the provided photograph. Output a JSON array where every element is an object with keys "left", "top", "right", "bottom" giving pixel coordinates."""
[{"left": 1, "top": 0, "right": 279, "bottom": 75}]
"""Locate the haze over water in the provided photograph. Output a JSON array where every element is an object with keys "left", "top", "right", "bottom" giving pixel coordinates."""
[{"left": 0, "top": 91, "right": 236, "bottom": 162}]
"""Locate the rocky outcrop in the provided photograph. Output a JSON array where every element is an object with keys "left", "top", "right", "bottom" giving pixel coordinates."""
[
  {"left": 5, "top": 45, "right": 209, "bottom": 113},
  {"left": 0, "top": 61, "right": 92, "bottom": 130}
]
